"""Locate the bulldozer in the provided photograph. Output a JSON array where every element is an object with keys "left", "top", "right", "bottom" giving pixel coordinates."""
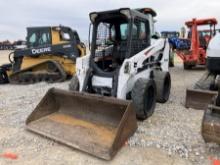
[
  {"left": 26, "top": 8, "right": 171, "bottom": 160},
  {"left": 0, "top": 25, "right": 86, "bottom": 84}
]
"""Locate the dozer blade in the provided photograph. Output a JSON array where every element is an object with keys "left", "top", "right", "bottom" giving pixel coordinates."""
[
  {"left": 26, "top": 88, "right": 137, "bottom": 160},
  {"left": 202, "top": 105, "right": 220, "bottom": 144},
  {"left": 185, "top": 88, "right": 217, "bottom": 110}
]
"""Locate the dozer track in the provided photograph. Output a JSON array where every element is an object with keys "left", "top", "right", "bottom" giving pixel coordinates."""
[{"left": 9, "top": 60, "right": 67, "bottom": 84}]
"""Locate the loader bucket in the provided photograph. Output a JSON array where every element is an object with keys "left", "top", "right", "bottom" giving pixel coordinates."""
[
  {"left": 26, "top": 88, "right": 137, "bottom": 160},
  {"left": 185, "top": 88, "right": 217, "bottom": 110},
  {"left": 202, "top": 105, "right": 220, "bottom": 144}
]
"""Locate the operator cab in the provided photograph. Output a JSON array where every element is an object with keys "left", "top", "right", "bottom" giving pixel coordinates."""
[
  {"left": 27, "top": 27, "right": 52, "bottom": 48},
  {"left": 26, "top": 26, "right": 79, "bottom": 48},
  {"left": 89, "top": 8, "right": 155, "bottom": 75}
]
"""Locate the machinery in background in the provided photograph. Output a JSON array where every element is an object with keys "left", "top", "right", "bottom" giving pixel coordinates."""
[
  {"left": 161, "top": 31, "right": 180, "bottom": 67},
  {"left": 13, "top": 40, "right": 27, "bottom": 50},
  {"left": 0, "top": 40, "right": 14, "bottom": 50},
  {"left": 185, "top": 33, "right": 220, "bottom": 110},
  {"left": 26, "top": 8, "right": 171, "bottom": 160},
  {"left": 175, "top": 18, "right": 217, "bottom": 69},
  {"left": 0, "top": 26, "right": 86, "bottom": 84},
  {"left": 161, "top": 31, "right": 179, "bottom": 38}
]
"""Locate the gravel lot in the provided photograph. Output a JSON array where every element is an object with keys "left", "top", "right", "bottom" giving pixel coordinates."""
[{"left": 0, "top": 51, "right": 219, "bottom": 164}]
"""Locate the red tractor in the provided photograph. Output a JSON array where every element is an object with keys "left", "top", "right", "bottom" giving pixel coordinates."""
[{"left": 176, "top": 18, "right": 217, "bottom": 69}]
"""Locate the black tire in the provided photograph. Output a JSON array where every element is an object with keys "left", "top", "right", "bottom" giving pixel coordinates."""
[
  {"left": 154, "top": 71, "right": 171, "bottom": 103},
  {"left": 183, "top": 63, "right": 193, "bottom": 70},
  {"left": 0, "top": 68, "right": 9, "bottom": 84},
  {"left": 131, "top": 78, "right": 156, "bottom": 120},
  {"left": 69, "top": 75, "right": 79, "bottom": 91},
  {"left": 169, "top": 61, "right": 174, "bottom": 67}
]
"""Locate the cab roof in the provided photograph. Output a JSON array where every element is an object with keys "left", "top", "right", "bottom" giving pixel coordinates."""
[
  {"left": 89, "top": 7, "right": 157, "bottom": 23},
  {"left": 27, "top": 26, "right": 77, "bottom": 33},
  {"left": 185, "top": 18, "right": 218, "bottom": 27}
]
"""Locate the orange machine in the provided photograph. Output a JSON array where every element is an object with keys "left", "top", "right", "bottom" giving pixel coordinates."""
[{"left": 177, "top": 18, "right": 217, "bottom": 69}]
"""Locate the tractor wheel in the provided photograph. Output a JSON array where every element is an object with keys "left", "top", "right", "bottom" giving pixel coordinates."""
[
  {"left": 183, "top": 63, "right": 192, "bottom": 70},
  {"left": 69, "top": 75, "right": 79, "bottom": 91},
  {"left": 131, "top": 78, "right": 156, "bottom": 120},
  {"left": 154, "top": 71, "right": 171, "bottom": 103}
]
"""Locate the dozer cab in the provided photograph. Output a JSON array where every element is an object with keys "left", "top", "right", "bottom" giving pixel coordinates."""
[
  {"left": 26, "top": 8, "right": 171, "bottom": 160},
  {"left": 0, "top": 25, "right": 86, "bottom": 84}
]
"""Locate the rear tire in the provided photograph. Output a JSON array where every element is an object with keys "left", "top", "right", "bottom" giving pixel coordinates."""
[
  {"left": 154, "top": 71, "right": 171, "bottom": 103},
  {"left": 69, "top": 75, "right": 79, "bottom": 91},
  {"left": 131, "top": 78, "right": 156, "bottom": 120},
  {"left": 183, "top": 63, "right": 193, "bottom": 70}
]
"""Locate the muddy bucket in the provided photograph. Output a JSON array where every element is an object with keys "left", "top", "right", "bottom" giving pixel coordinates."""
[
  {"left": 202, "top": 105, "right": 220, "bottom": 144},
  {"left": 26, "top": 88, "right": 137, "bottom": 160},
  {"left": 185, "top": 88, "right": 217, "bottom": 110}
]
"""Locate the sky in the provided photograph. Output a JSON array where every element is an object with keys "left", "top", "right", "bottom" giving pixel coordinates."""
[{"left": 0, "top": 0, "right": 219, "bottom": 41}]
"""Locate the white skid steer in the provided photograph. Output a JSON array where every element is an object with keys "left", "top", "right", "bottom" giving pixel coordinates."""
[{"left": 26, "top": 8, "right": 171, "bottom": 160}]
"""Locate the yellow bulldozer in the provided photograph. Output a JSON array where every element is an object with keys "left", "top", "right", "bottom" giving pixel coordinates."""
[{"left": 0, "top": 25, "right": 86, "bottom": 84}]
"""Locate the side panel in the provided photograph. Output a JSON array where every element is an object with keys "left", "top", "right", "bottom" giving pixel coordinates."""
[
  {"left": 76, "top": 54, "right": 91, "bottom": 91},
  {"left": 117, "top": 38, "right": 169, "bottom": 99}
]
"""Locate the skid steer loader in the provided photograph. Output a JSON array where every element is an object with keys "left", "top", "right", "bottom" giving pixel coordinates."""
[
  {"left": 26, "top": 8, "right": 171, "bottom": 160},
  {"left": 0, "top": 25, "right": 86, "bottom": 84},
  {"left": 185, "top": 33, "right": 220, "bottom": 110}
]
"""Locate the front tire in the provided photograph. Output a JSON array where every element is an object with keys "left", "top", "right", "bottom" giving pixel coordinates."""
[{"left": 131, "top": 78, "right": 156, "bottom": 120}]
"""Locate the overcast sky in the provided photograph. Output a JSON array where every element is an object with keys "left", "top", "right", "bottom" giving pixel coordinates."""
[{"left": 0, "top": 0, "right": 219, "bottom": 41}]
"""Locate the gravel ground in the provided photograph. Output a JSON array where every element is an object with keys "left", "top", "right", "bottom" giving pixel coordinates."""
[
  {"left": 0, "top": 52, "right": 220, "bottom": 164},
  {"left": 129, "top": 65, "right": 220, "bottom": 164}
]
